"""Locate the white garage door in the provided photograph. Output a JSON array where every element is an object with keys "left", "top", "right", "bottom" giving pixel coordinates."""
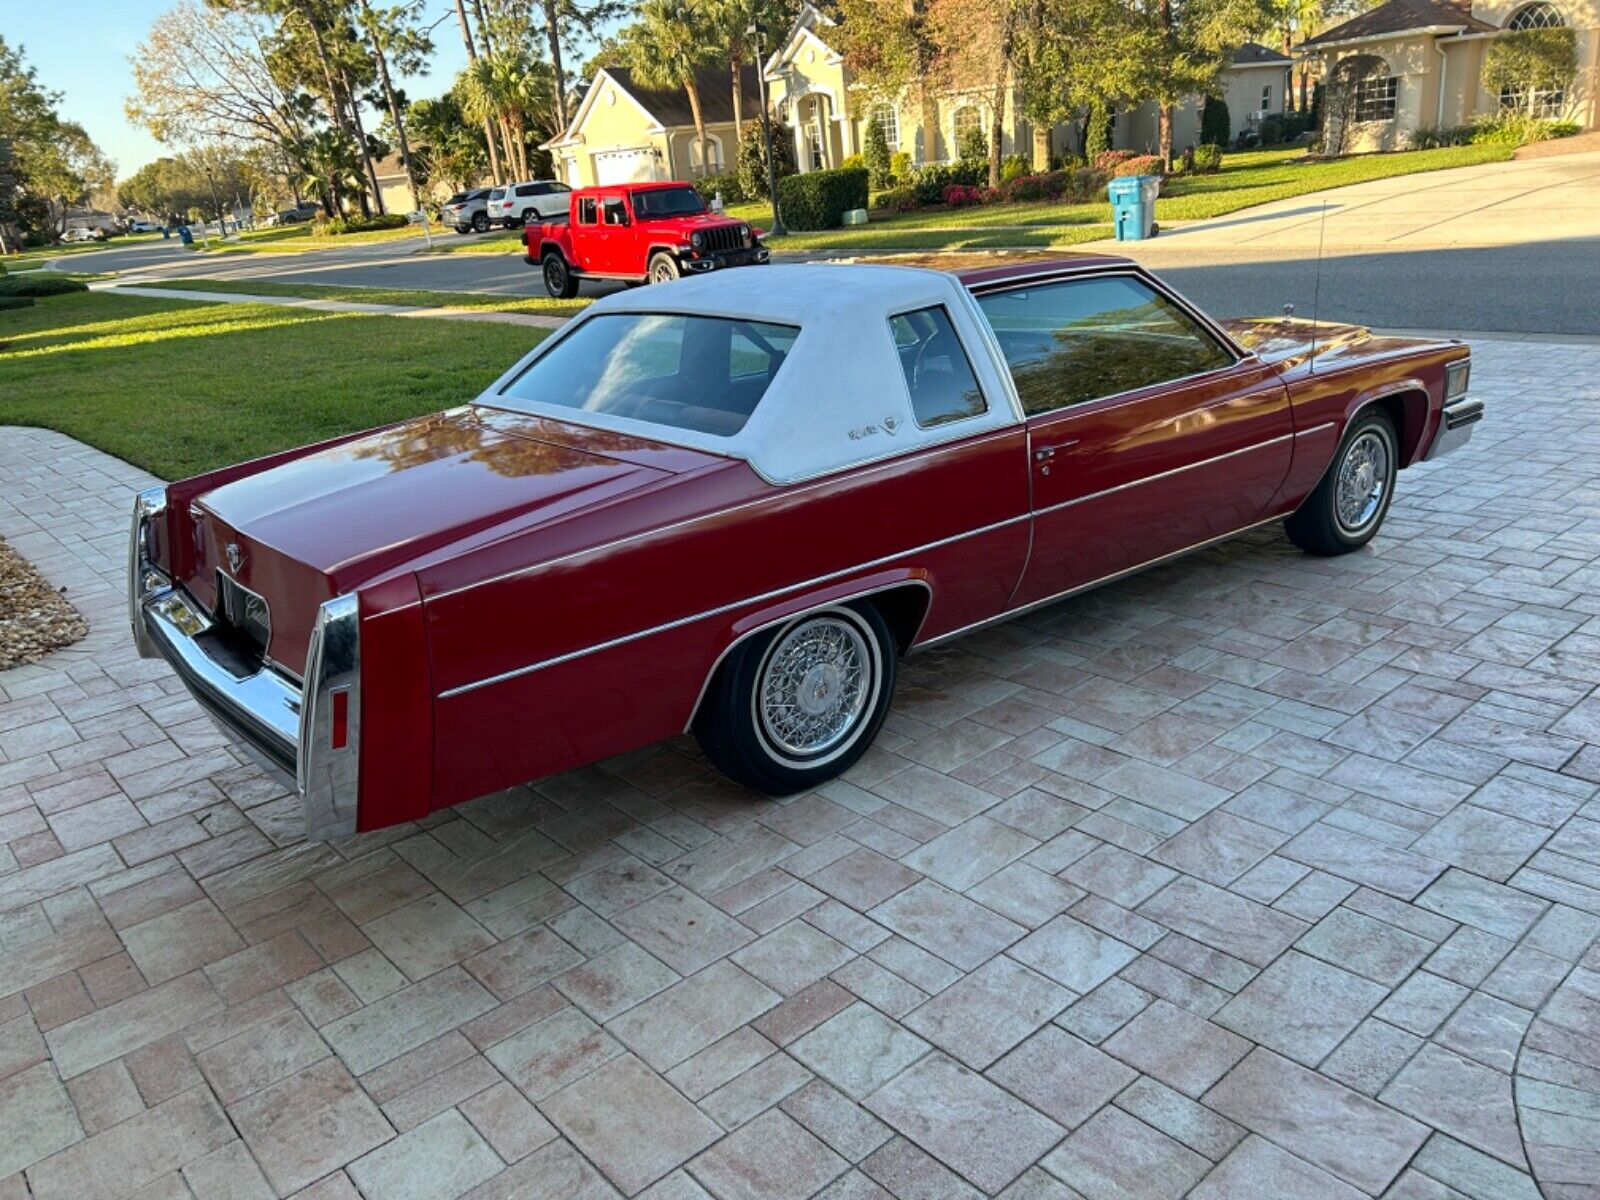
[{"left": 593, "top": 149, "right": 657, "bottom": 186}]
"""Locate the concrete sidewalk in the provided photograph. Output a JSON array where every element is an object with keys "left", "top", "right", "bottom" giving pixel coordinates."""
[
  {"left": 1132, "top": 150, "right": 1600, "bottom": 251},
  {"left": 99, "top": 283, "right": 569, "bottom": 329}
]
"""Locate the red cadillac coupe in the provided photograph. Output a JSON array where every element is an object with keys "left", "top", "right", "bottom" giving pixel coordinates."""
[{"left": 130, "top": 256, "right": 1480, "bottom": 840}]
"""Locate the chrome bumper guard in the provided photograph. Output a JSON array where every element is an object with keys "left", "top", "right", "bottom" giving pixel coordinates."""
[
  {"left": 129, "top": 487, "right": 360, "bottom": 841},
  {"left": 1423, "top": 395, "right": 1483, "bottom": 462}
]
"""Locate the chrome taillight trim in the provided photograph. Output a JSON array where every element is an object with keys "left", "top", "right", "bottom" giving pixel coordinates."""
[
  {"left": 297, "top": 594, "right": 361, "bottom": 842},
  {"left": 129, "top": 486, "right": 168, "bottom": 659}
]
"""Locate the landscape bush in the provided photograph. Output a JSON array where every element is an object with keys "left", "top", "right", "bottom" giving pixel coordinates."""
[
  {"left": 312, "top": 213, "right": 409, "bottom": 237},
  {"left": 1408, "top": 112, "right": 1582, "bottom": 150},
  {"left": 737, "top": 120, "right": 796, "bottom": 199},
  {"left": 908, "top": 159, "right": 985, "bottom": 205},
  {"left": 777, "top": 166, "right": 869, "bottom": 229},
  {"left": 1109, "top": 154, "right": 1164, "bottom": 178},
  {"left": 1192, "top": 143, "right": 1224, "bottom": 173},
  {"left": 1092, "top": 149, "right": 1139, "bottom": 175},
  {"left": 956, "top": 125, "right": 989, "bottom": 164},
  {"left": 1200, "top": 96, "right": 1230, "bottom": 147},
  {"left": 1000, "top": 154, "right": 1031, "bottom": 184},
  {"left": 889, "top": 150, "right": 912, "bottom": 182},
  {"left": 871, "top": 186, "right": 918, "bottom": 212},
  {"left": 864, "top": 119, "right": 893, "bottom": 189},
  {"left": 0, "top": 295, "right": 35, "bottom": 310},
  {"left": 942, "top": 184, "right": 999, "bottom": 207},
  {"left": 693, "top": 173, "right": 748, "bottom": 204},
  {"left": 0, "top": 274, "right": 88, "bottom": 297}
]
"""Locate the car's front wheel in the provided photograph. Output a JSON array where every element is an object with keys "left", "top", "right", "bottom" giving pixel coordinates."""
[
  {"left": 471, "top": 213, "right": 489, "bottom": 233},
  {"left": 542, "top": 252, "right": 579, "bottom": 299},
  {"left": 648, "top": 252, "right": 681, "bottom": 284},
  {"left": 1285, "top": 409, "right": 1398, "bottom": 555},
  {"left": 695, "top": 604, "right": 897, "bottom": 795}
]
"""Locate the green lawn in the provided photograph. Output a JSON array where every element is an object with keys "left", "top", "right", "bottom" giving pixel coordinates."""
[
  {"left": 193, "top": 219, "right": 451, "bottom": 255},
  {"left": 0, "top": 291, "right": 547, "bottom": 478},
  {"left": 131, "top": 277, "right": 591, "bottom": 317},
  {"left": 419, "top": 229, "right": 527, "bottom": 256},
  {"left": 717, "top": 143, "right": 1515, "bottom": 250}
]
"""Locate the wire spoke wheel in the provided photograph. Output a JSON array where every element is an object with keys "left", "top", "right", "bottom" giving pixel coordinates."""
[
  {"left": 1334, "top": 428, "right": 1391, "bottom": 535},
  {"left": 756, "top": 615, "right": 875, "bottom": 764}
]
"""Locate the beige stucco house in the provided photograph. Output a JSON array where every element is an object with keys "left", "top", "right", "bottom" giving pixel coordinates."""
[
  {"left": 1302, "top": 0, "right": 1599, "bottom": 152},
  {"left": 763, "top": 5, "right": 1288, "bottom": 168},
  {"left": 543, "top": 65, "right": 763, "bottom": 187}
]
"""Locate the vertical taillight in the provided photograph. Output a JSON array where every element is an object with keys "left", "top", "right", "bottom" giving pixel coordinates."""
[{"left": 330, "top": 688, "right": 350, "bottom": 750}]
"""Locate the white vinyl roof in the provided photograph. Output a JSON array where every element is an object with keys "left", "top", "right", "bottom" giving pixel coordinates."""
[
  {"left": 477, "top": 264, "right": 1024, "bottom": 485},
  {"left": 476, "top": 265, "right": 1024, "bottom": 486}
]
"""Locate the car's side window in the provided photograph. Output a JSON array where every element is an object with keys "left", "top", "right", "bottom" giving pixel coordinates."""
[
  {"left": 577, "top": 197, "right": 598, "bottom": 225},
  {"left": 602, "top": 198, "right": 628, "bottom": 226},
  {"left": 516, "top": 185, "right": 537, "bottom": 198},
  {"left": 976, "top": 276, "right": 1235, "bottom": 416},
  {"left": 888, "top": 306, "right": 987, "bottom": 429}
]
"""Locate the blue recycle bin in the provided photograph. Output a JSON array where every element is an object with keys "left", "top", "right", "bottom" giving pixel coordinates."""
[
  {"left": 1108, "top": 175, "right": 1160, "bottom": 241},
  {"left": 177, "top": 224, "right": 194, "bottom": 246}
]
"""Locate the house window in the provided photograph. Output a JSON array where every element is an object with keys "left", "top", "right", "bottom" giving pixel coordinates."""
[
  {"left": 689, "top": 136, "right": 723, "bottom": 177},
  {"left": 1261, "top": 84, "right": 1272, "bottom": 112},
  {"left": 1351, "top": 76, "right": 1398, "bottom": 122},
  {"left": 870, "top": 103, "right": 899, "bottom": 151},
  {"left": 1507, "top": 2, "right": 1563, "bottom": 28},
  {"left": 953, "top": 105, "right": 982, "bottom": 145}
]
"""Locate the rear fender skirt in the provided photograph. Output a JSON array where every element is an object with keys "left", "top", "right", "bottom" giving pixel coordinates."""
[
  {"left": 681, "top": 571, "right": 932, "bottom": 732},
  {"left": 358, "top": 573, "right": 433, "bottom": 829}
]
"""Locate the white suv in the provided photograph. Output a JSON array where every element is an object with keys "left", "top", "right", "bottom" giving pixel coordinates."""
[{"left": 486, "top": 180, "right": 572, "bottom": 229}]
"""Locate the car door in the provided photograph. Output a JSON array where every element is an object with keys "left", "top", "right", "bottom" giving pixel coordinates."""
[
  {"left": 973, "top": 271, "right": 1294, "bottom": 609},
  {"left": 595, "top": 194, "right": 633, "bottom": 275},
  {"left": 570, "top": 195, "right": 603, "bottom": 270}
]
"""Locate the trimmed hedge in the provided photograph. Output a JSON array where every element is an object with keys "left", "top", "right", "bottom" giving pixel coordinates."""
[
  {"left": 908, "top": 160, "right": 986, "bottom": 206},
  {"left": 0, "top": 295, "right": 35, "bottom": 310},
  {"left": 311, "top": 213, "right": 410, "bottom": 237},
  {"left": 777, "top": 166, "right": 869, "bottom": 230},
  {"left": 0, "top": 275, "right": 89, "bottom": 297},
  {"left": 693, "top": 173, "right": 749, "bottom": 204}
]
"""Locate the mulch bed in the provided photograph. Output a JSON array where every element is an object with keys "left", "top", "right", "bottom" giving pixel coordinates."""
[{"left": 0, "top": 535, "right": 88, "bottom": 670}]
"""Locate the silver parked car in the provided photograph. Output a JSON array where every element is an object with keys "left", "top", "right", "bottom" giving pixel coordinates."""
[{"left": 441, "top": 188, "right": 493, "bottom": 234}]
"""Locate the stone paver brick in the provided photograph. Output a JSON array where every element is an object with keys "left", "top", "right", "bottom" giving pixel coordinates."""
[{"left": 4, "top": 340, "right": 1599, "bottom": 1200}]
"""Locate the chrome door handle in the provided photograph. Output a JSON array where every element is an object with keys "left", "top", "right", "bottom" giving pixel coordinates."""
[{"left": 1034, "top": 439, "right": 1077, "bottom": 462}]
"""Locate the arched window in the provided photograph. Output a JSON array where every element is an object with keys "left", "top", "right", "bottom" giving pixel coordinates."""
[
  {"left": 1507, "top": 2, "right": 1563, "bottom": 28},
  {"left": 953, "top": 105, "right": 982, "bottom": 141},
  {"left": 870, "top": 103, "right": 899, "bottom": 151},
  {"left": 1500, "top": 3, "right": 1568, "bottom": 115},
  {"left": 689, "top": 135, "right": 723, "bottom": 176}
]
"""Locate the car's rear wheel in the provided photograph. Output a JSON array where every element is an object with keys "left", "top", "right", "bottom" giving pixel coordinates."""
[
  {"left": 471, "top": 212, "right": 489, "bottom": 233},
  {"left": 648, "top": 252, "right": 681, "bottom": 284},
  {"left": 453, "top": 225, "right": 469, "bottom": 235},
  {"left": 1285, "top": 409, "right": 1398, "bottom": 556},
  {"left": 694, "top": 604, "right": 897, "bottom": 795},
  {"left": 542, "top": 252, "right": 580, "bottom": 299}
]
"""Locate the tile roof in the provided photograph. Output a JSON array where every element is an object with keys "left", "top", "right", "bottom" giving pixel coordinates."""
[
  {"left": 1301, "top": 0, "right": 1496, "bottom": 47},
  {"left": 603, "top": 64, "right": 766, "bottom": 130}
]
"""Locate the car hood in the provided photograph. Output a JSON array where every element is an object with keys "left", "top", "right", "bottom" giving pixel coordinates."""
[
  {"left": 1220, "top": 317, "right": 1449, "bottom": 370},
  {"left": 639, "top": 212, "right": 748, "bottom": 232}
]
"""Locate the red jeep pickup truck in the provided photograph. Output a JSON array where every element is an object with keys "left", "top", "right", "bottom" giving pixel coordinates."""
[{"left": 523, "top": 180, "right": 769, "bottom": 297}]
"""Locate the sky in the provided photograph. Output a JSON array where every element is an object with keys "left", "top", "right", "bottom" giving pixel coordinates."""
[{"left": 0, "top": 0, "right": 555, "bottom": 178}]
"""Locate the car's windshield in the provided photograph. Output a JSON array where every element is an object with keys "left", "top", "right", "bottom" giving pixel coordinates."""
[
  {"left": 494, "top": 313, "right": 799, "bottom": 438},
  {"left": 630, "top": 186, "right": 706, "bottom": 219}
]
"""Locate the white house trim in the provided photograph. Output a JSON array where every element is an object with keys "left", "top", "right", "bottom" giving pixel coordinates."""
[{"left": 542, "top": 68, "right": 666, "bottom": 151}]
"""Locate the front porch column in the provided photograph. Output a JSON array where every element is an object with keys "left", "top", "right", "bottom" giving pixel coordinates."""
[{"left": 794, "top": 100, "right": 810, "bottom": 171}]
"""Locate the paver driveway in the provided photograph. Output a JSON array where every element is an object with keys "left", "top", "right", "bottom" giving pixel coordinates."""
[{"left": 2, "top": 338, "right": 1599, "bottom": 1200}]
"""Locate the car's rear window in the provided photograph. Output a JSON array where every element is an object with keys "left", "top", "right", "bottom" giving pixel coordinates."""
[{"left": 496, "top": 313, "right": 798, "bottom": 437}]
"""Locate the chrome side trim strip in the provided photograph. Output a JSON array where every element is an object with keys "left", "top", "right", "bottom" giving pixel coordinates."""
[
  {"left": 1295, "top": 421, "right": 1337, "bottom": 438},
  {"left": 680, "top": 580, "right": 934, "bottom": 733},
  {"left": 436, "top": 514, "right": 1029, "bottom": 698},
  {"left": 1033, "top": 431, "right": 1298, "bottom": 519},
  {"left": 915, "top": 513, "right": 1288, "bottom": 650}
]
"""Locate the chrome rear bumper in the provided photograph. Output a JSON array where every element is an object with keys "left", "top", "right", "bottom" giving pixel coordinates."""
[
  {"left": 1423, "top": 395, "right": 1483, "bottom": 461},
  {"left": 130, "top": 487, "right": 360, "bottom": 841}
]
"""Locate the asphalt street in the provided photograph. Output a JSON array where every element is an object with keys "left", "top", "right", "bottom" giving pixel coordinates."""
[{"left": 56, "top": 150, "right": 1600, "bottom": 336}]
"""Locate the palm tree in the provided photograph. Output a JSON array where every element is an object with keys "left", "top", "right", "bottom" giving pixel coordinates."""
[
  {"left": 628, "top": 0, "right": 721, "bottom": 176},
  {"left": 459, "top": 50, "right": 555, "bottom": 181},
  {"left": 298, "top": 128, "right": 365, "bottom": 215}
]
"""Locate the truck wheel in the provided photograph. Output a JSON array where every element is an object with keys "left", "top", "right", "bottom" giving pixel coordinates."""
[
  {"left": 542, "top": 252, "right": 579, "bottom": 299},
  {"left": 694, "top": 603, "right": 897, "bottom": 796},
  {"left": 1285, "top": 410, "right": 1398, "bottom": 556},
  {"left": 471, "top": 212, "right": 489, "bottom": 233},
  {"left": 648, "top": 252, "right": 681, "bottom": 284}
]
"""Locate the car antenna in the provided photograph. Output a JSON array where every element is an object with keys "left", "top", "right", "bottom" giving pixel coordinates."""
[{"left": 1309, "top": 200, "right": 1329, "bottom": 374}]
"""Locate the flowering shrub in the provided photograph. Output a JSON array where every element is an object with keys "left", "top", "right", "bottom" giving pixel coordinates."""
[
  {"left": 1002, "top": 171, "right": 1068, "bottom": 203},
  {"left": 942, "top": 184, "right": 998, "bottom": 207},
  {"left": 1110, "top": 154, "right": 1165, "bottom": 178},
  {"left": 1092, "top": 149, "right": 1139, "bottom": 174}
]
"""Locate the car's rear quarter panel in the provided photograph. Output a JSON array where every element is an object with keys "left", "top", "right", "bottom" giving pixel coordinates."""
[{"left": 422, "top": 429, "right": 1031, "bottom": 808}]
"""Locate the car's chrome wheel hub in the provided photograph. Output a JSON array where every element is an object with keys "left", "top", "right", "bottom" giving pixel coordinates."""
[
  {"left": 758, "top": 617, "right": 870, "bottom": 759},
  {"left": 1335, "top": 429, "right": 1390, "bottom": 534}
]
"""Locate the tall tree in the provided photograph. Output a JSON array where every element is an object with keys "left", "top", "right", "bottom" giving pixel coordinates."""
[
  {"left": 355, "top": 0, "right": 430, "bottom": 210},
  {"left": 1013, "top": 0, "right": 1151, "bottom": 167},
  {"left": 625, "top": 0, "right": 720, "bottom": 175},
  {"left": 452, "top": 0, "right": 506, "bottom": 181},
  {"left": 1135, "top": 0, "right": 1272, "bottom": 166},
  {"left": 528, "top": 1, "right": 628, "bottom": 135},
  {"left": 926, "top": 0, "right": 1031, "bottom": 186},
  {"left": 832, "top": 0, "right": 942, "bottom": 169}
]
